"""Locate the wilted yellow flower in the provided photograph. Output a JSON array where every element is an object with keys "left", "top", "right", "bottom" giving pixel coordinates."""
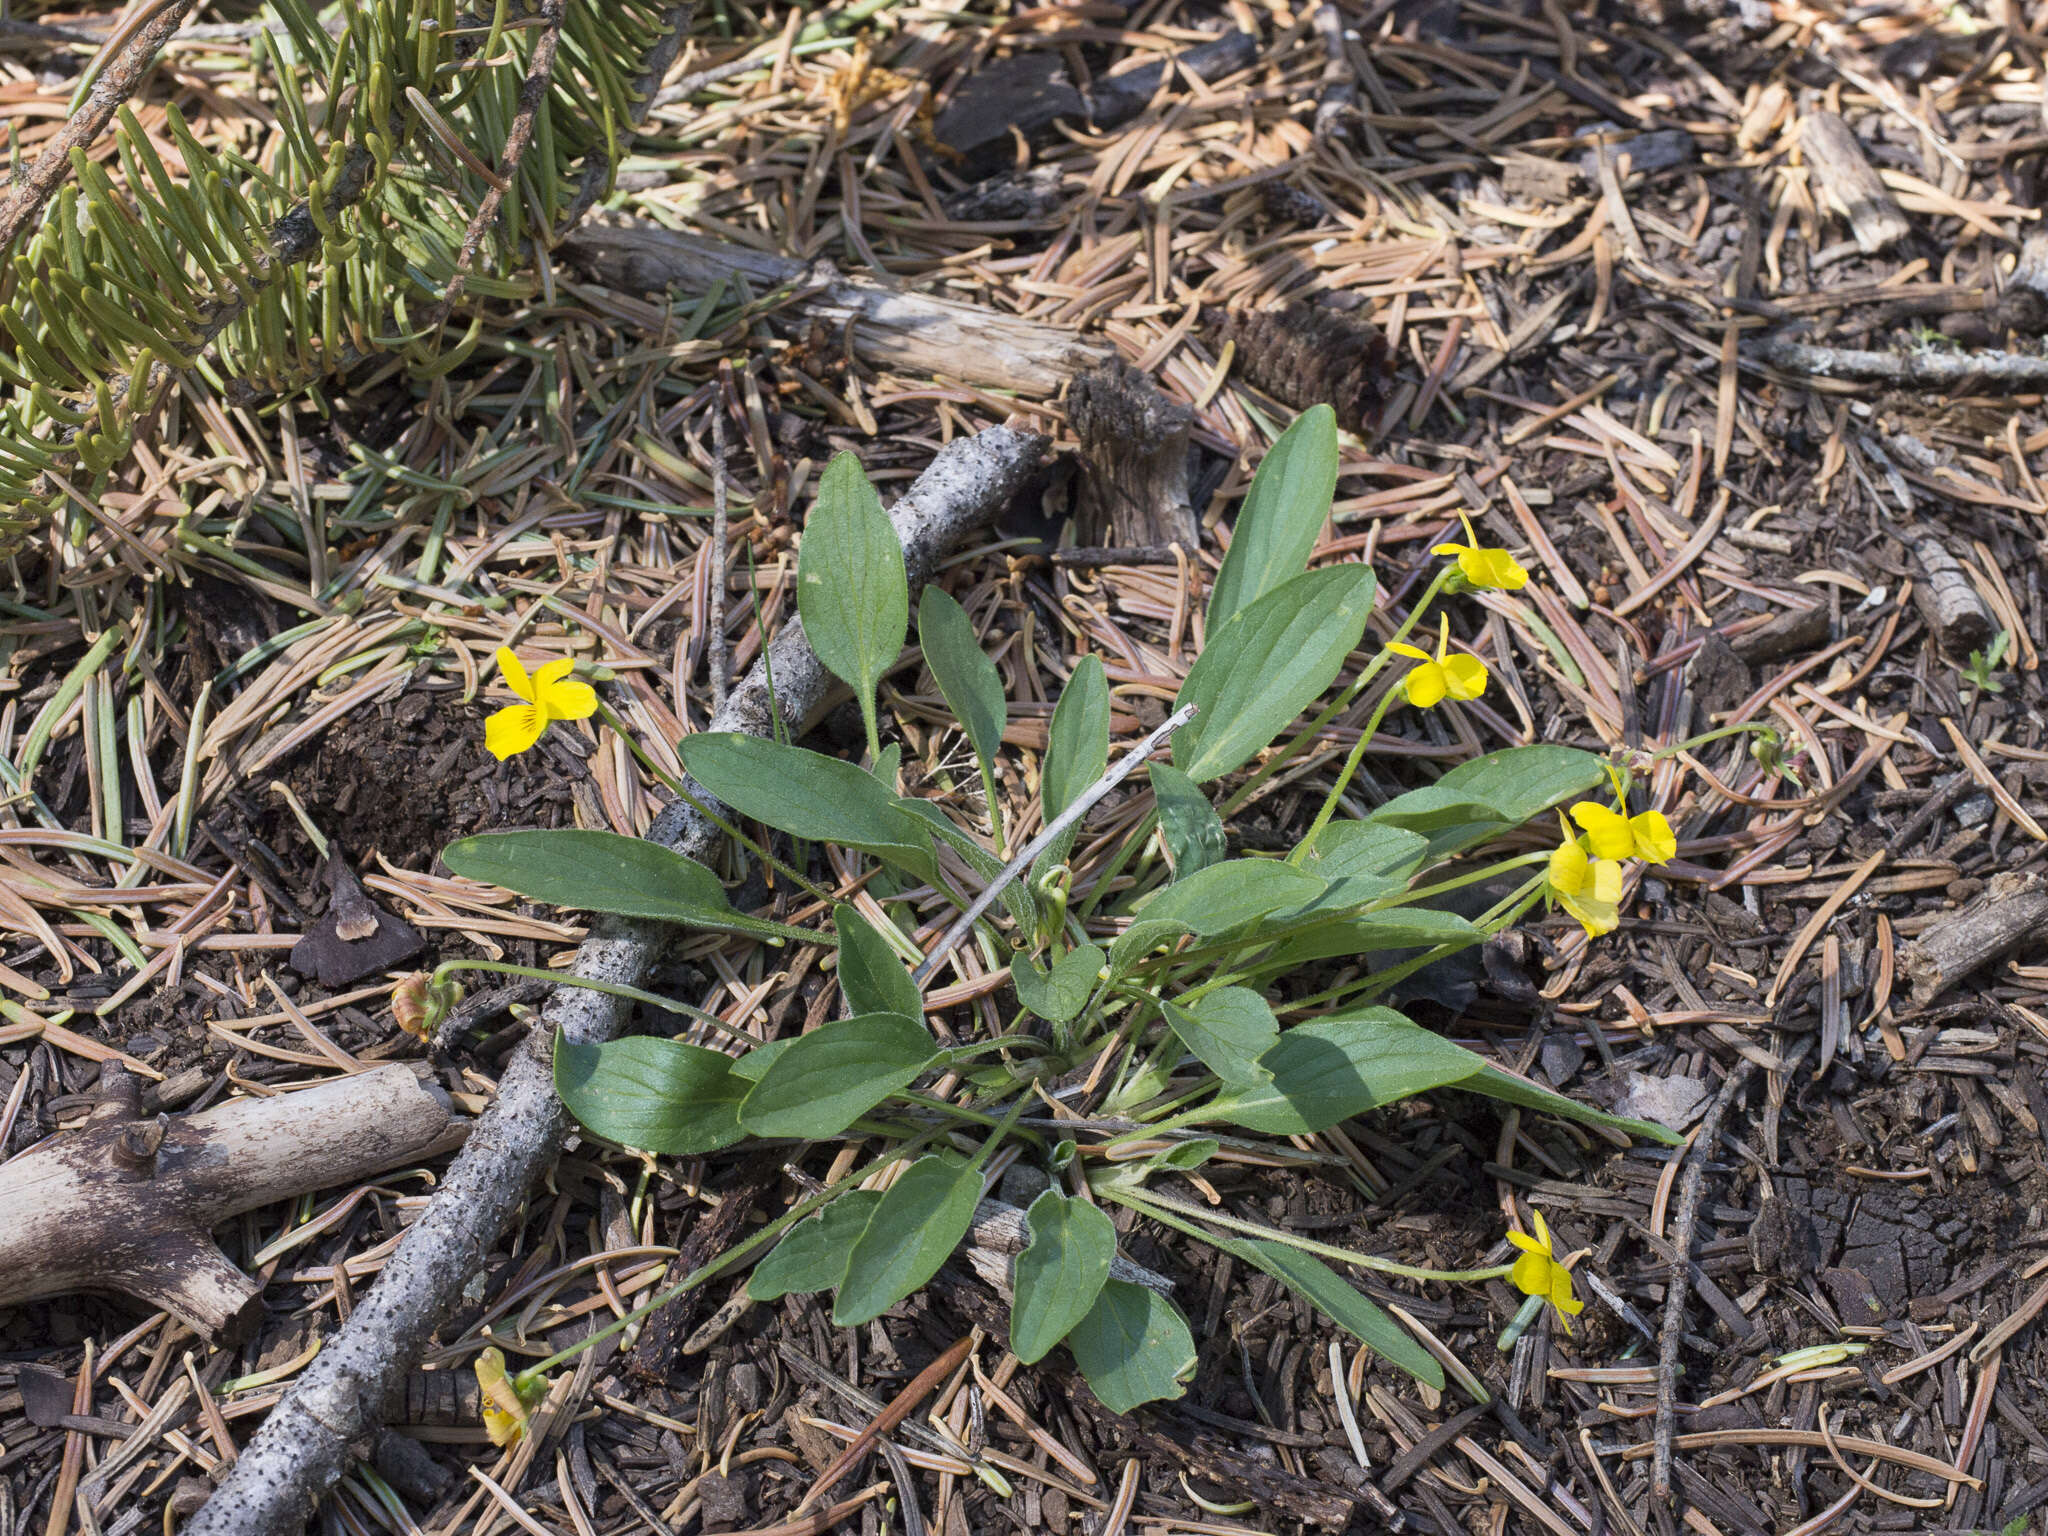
[
  {"left": 1507, "top": 1210, "right": 1584, "bottom": 1331},
  {"left": 1568, "top": 801, "right": 1677, "bottom": 864},
  {"left": 1387, "top": 616, "right": 1488, "bottom": 709},
  {"left": 1548, "top": 817, "right": 1622, "bottom": 938},
  {"left": 485, "top": 647, "right": 597, "bottom": 760},
  {"left": 1432, "top": 512, "right": 1527, "bottom": 591},
  {"left": 475, "top": 1347, "right": 547, "bottom": 1447}
]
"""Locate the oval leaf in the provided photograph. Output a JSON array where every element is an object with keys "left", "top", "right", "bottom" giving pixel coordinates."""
[
  {"left": 834, "top": 1153, "right": 985, "bottom": 1325},
  {"left": 442, "top": 829, "right": 799, "bottom": 943},
  {"left": 918, "top": 586, "right": 1007, "bottom": 771},
  {"left": 799, "top": 451, "right": 907, "bottom": 748},
  {"left": 1266, "top": 907, "right": 1481, "bottom": 967},
  {"left": 1174, "top": 565, "right": 1378, "bottom": 784},
  {"left": 1067, "top": 1280, "right": 1197, "bottom": 1413},
  {"left": 749, "top": 1192, "right": 883, "bottom": 1301},
  {"left": 1151, "top": 762, "right": 1224, "bottom": 879},
  {"left": 835, "top": 903, "right": 921, "bottom": 1020},
  {"left": 1207, "top": 1008, "right": 1481, "bottom": 1135},
  {"left": 1207, "top": 404, "right": 1340, "bottom": 631},
  {"left": 1294, "top": 820, "right": 1432, "bottom": 904},
  {"left": 1138, "top": 858, "right": 1325, "bottom": 936},
  {"left": 1239, "top": 1240, "right": 1443, "bottom": 1388},
  {"left": 1011, "top": 1191, "right": 1117, "bottom": 1364},
  {"left": 1106, "top": 918, "right": 1191, "bottom": 978},
  {"left": 1164, "top": 986, "right": 1278, "bottom": 1087},
  {"left": 1012, "top": 944, "right": 1104, "bottom": 1025},
  {"left": 555, "top": 1034, "right": 746, "bottom": 1156},
  {"left": 679, "top": 734, "right": 935, "bottom": 880},
  {"left": 1043, "top": 654, "right": 1109, "bottom": 817},
  {"left": 739, "top": 1013, "right": 936, "bottom": 1139}
]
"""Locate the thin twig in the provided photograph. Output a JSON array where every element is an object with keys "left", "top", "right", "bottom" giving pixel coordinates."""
[
  {"left": 428, "top": 0, "right": 565, "bottom": 329},
  {"left": 1653, "top": 1060, "right": 1757, "bottom": 1500},
  {"left": 0, "top": 0, "right": 200, "bottom": 252},
  {"left": 911, "top": 702, "right": 1197, "bottom": 988},
  {"left": 708, "top": 363, "right": 732, "bottom": 710}
]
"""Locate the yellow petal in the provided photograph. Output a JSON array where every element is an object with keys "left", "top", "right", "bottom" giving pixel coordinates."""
[
  {"left": 1529, "top": 1210, "right": 1553, "bottom": 1253},
  {"left": 495, "top": 647, "right": 535, "bottom": 703},
  {"left": 532, "top": 656, "right": 578, "bottom": 692},
  {"left": 1432, "top": 540, "right": 1475, "bottom": 559},
  {"left": 1506, "top": 1229, "right": 1545, "bottom": 1254},
  {"left": 1458, "top": 511, "right": 1480, "bottom": 547},
  {"left": 1558, "top": 886, "right": 1617, "bottom": 937},
  {"left": 1483, "top": 550, "right": 1528, "bottom": 590},
  {"left": 1386, "top": 641, "right": 1431, "bottom": 661},
  {"left": 1456, "top": 548, "right": 1493, "bottom": 587},
  {"left": 1629, "top": 810, "right": 1676, "bottom": 864},
  {"left": 1549, "top": 838, "right": 1589, "bottom": 896},
  {"left": 1404, "top": 663, "right": 1447, "bottom": 709},
  {"left": 1552, "top": 1271, "right": 1584, "bottom": 1316},
  {"left": 1569, "top": 802, "right": 1633, "bottom": 860},
  {"left": 1590, "top": 859, "right": 1624, "bottom": 904},
  {"left": 1509, "top": 1250, "right": 1551, "bottom": 1299},
  {"left": 1441, "top": 655, "right": 1488, "bottom": 700},
  {"left": 485, "top": 703, "right": 547, "bottom": 760},
  {"left": 542, "top": 679, "right": 598, "bottom": 721}
]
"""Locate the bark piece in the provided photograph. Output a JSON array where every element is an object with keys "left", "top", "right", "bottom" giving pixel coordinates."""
[
  {"left": 290, "top": 851, "right": 425, "bottom": 989},
  {"left": 1999, "top": 227, "right": 2048, "bottom": 335},
  {"left": 1906, "top": 530, "right": 1995, "bottom": 652},
  {"left": 1801, "top": 111, "right": 1910, "bottom": 254},
  {"left": 1719, "top": 600, "right": 1828, "bottom": 665},
  {"left": 561, "top": 222, "right": 1109, "bottom": 395},
  {"left": 1201, "top": 303, "right": 1391, "bottom": 434},
  {"left": 1067, "top": 359, "right": 1197, "bottom": 550},
  {"left": 1752, "top": 336, "right": 2048, "bottom": 389},
  {"left": 0, "top": 1062, "right": 453, "bottom": 1338},
  {"left": 186, "top": 425, "right": 1047, "bottom": 1536},
  {"left": 1899, "top": 871, "right": 2048, "bottom": 1004}
]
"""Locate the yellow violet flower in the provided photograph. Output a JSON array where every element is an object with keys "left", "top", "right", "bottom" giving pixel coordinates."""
[
  {"left": 1568, "top": 800, "right": 1677, "bottom": 864},
  {"left": 1432, "top": 512, "right": 1528, "bottom": 591},
  {"left": 474, "top": 1347, "right": 548, "bottom": 1447},
  {"left": 485, "top": 646, "right": 597, "bottom": 760},
  {"left": 1507, "top": 1210, "right": 1584, "bottom": 1331},
  {"left": 1547, "top": 817, "right": 1622, "bottom": 938},
  {"left": 1387, "top": 616, "right": 1488, "bottom": 709}
]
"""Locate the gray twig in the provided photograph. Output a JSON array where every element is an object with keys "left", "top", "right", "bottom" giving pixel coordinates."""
[
  {"left": 708, "top": 364, "right": 732, "bottom": 710},
  {"left": 1653, "top": 1060, "right": 1756, "bottom": 1500}
]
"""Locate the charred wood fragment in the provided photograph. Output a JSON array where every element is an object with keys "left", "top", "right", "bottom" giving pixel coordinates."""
[
  {"left": 1201, "top": 303, "right": 1392, "bottom": 434},
  {"left": 1067, "top": 359, "right": 1197, "bottom": 551}
]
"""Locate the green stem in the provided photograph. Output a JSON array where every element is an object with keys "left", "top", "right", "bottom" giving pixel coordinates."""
[
  {"left": 1290, "top": 685, "right": 1402, "bottom": 864},
  {"left": 432, "top": 960, "right": 765, "bottom": 1048},
  {"left": 978, "top": 756, "right": 1007, "bottom": 859},
  {"left": 1105, "top": 1185, "right": 1513, "bottom": 1285},
  {"left": 967, "top": 1093, "right": 1032, "bottom": 1172},
  {"left": 1648, "top": 720, "right": 1779, "bottom": 760}
]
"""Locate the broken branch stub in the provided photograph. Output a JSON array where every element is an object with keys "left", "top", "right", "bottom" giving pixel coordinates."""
[
  {"left": 0, "top": 1063, "right": 454, "bottom": 1339},
  {"left": 186, "top": 424, "right": 1047, "bottom": 1536},
  {"left": 1067, "top": 359, "right": 1197, "bottom": 551}
]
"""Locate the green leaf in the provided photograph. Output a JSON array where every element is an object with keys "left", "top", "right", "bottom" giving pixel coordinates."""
[
  {"left": 1151, "top": 762, "right": 1224, "bottom": 879},
  {"left": 1106, "top": 918, "right": 1191, "bottom": 978},
  {"left": 1372, "top": 745, "right": 1608, "bottom": 861},
  {"left": 728, "top": 1037, "right": 795, "bottom": 1082},
  {"left": 1066, "top": 1280, "right": 1197, "bottom": 1412},
  {"left": 1137, "top": 858, "right": 1325, "bottom": 936},
  {"left": 799, "top": 451, "right": 908, "bottom": 753},
  {"left": 1043, "top": 655, "right": 1109, "bottom": 817},
  {"left": 1174, "top": 565, "right": 1377, "bottom": 784},
  {"left": 1207, "top": 404, "right": 1340, "bottom": 631},
  {"left": 898, "top": 799, "right": 1039, "bottom": 934},
  {"left": 739, "top": 1014, "right": 937, "bottom": 1139},
  {"left": 555, "top": 1034, "right": 747, "bottom": 1156},
  {"left": 918, "top": 586, "right": 1007, "bottom": 772},
  {"left": 1458, "top": 1064, "right": 1685, "bottom": 1145},
  {"left": 1163, "top": 987, "right": 1276, "bottom": 1087},
  {"left": 1265, "top": 907, "right": 1481, "bottom": 966},
  {"left": 1207, "top": 1008, "right": 1480, "bottom": 1134},
  {"left": 1238, "top": 1241, "right": 1443, "bottom": 1388},
  {"left": 1011, "top": 1191, "right": 1117, "bottom": 1363},
  {"left": 678, "top": 734, "right": 935, "bottom": 880},
  {"left": 1012, "top": 945, "right": 1104, "bottom": 1025},
  {"left": 1295, "top": 820, "right": 1432, "bottom": 905},
  {"left": 441, "top": 830, "right": 802, "bottom": 943},
  {"left": 835, "top": 903, "right": 921, "bottom": 1021},
  {"left": 749, "top": 1192, "right": 883, "bottom": 1300},
  {"left": 834, "top": 1152, "right": 985, "bottom": 1325}
]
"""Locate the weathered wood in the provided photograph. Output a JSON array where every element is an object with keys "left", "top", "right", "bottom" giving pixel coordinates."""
[
  {"left": 1906, "top": 529, "right": 1995, "bottom": 652},
  {"left": 560, "top": 222, "right": 1110, "bottom": 395},
  {"left": 1066, "top": 359, "right": 1197, "bottom": 550},
  {"left": 1997, "top": 227, "right": 2048, "bottom": 334},
  {"left": 1900, "top": 871, "right": 2048, "bottom": 1004},
  {"left": 1801, "top": 111, "right": 1910, "bottom": 254},
  {"left": 1752, "top": 336, "right": 2048, "bottom": 389},
  {"left": 0, "top": 1063, "right": 455, "bottom": 1338}
]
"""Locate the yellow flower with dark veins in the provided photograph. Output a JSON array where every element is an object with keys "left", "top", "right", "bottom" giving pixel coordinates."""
[
  {"left": 1432, "top": 512, "right": 1528, "bottom": 591},
  {"left": 1569, "top": 800, "right": 1677, "bottom": 865},
  {"left": 1387, "top": 616, "right": 1488, "bottom": 709},
  {"left": 1548, "top": 817, "right": 1622, "bottom": 938},
  {"left": 1507, "top": 1210, "right": 1585, "bottom": 1331},
  {"left": 485, "top": 647, "right": 597, "bottom": 760}
]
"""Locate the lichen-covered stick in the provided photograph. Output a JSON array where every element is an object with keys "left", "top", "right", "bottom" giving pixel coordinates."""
[{"left": 187, "top": 424, "right": 1046, "bottom": 1536}]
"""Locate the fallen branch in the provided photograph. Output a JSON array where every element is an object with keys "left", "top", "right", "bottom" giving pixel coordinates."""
[
  {"left": 186, "top": 423, "right": 1046, "bottom": 1536},
  {"left": 559, "top": 221, "right": 1113, "bottom": 394},
  {"left": 1752, "top": 336, "right": 2048, "bottom": 388},
  {"left": 0, "top": 1062, "right": 456, "bottom": 1338},
  {"left": 1899, "top": 871, "right": 2048, "bottom": 1005}
]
